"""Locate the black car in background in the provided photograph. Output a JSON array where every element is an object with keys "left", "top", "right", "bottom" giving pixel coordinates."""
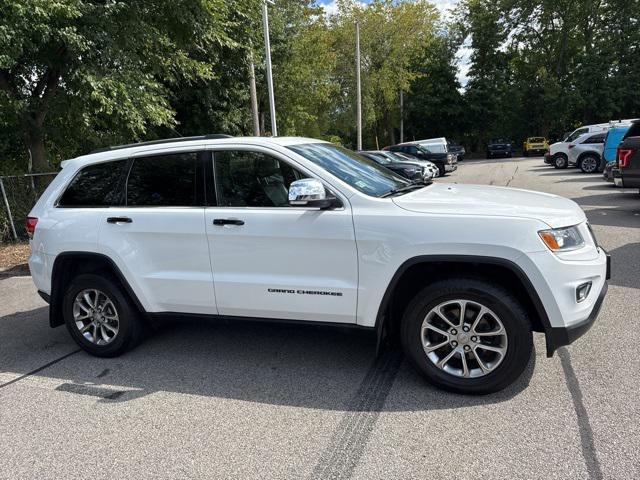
[
  {"left": 613, "top": 135, "right": 640, "bottom": 193},
  {"left": 486, "top": 139, "right": 513, "bottom": 158},
  {"left": 359, "top": 151, "right": 425, "bottom": 181},
  {"left": 387, "top": 142, "right": 457, "bottom": 176},
  {"left": 447, "top": 142, "right": 466, "bottom": 161}
]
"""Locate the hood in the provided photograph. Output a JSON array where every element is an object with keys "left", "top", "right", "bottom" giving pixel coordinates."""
[{"left": 392, "top": 183, "right": 585, "bottom": 228}]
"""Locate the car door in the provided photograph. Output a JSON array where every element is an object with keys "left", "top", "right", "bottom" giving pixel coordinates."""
[
  {"left": 204, "top": 147, "right": 358, "bottom": 323},
  {"left": 98, "top": 148, "right": 217, "bottom": 315}
]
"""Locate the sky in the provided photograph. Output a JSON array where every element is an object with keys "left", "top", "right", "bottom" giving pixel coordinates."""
[{"left": 316, "top": 0, "right": 471, "bottom": 86}]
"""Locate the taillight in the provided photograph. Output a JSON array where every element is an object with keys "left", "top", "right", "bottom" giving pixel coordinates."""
[
  {"left": 617, "top": 148, "right": 635, "bottom": 168},
  {"left": 26, "top": 217, "right": 38, "bottom": 239}
]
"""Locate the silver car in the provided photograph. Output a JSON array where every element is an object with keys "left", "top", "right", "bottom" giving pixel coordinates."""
[{"left": 568, "top": 132, "right": 606, "bottom": 173}]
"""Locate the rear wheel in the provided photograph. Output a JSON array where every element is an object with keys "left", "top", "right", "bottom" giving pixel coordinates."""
[
  {"left": 401, "top": 278, "right": 533, "bottom": 394},
  {"left": 63, "top": 273, "right": 144, "bottom": 357},
  {"left": 438, "top": 164, "right": 446, "bottom": 177},
  {"left": 553, "top": 154, "right": 568, "bottom": 169},
  {"left": 579, "top": 155, "right": 599, "bottom": 173}
]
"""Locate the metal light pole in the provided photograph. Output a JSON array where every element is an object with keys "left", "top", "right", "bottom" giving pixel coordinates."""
[
  {"left": 399, "top": 90, "right": 404, "bottom": 143},
  {"left": 355, "top": 21, "right": 362, "bottom": 151},
  {"left": 262, "top": 0, "right": 277, "bottom": 136},
  {"left": 248, "top": 51, "right": 260, "bottom": 136}
]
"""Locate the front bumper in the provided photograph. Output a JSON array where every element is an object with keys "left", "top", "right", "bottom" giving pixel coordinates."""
[
  {"left": 544, "top": 251, "right": 610, "bottom": 357},
  {"left": 526, "top": 148, "right": 547, "bottom": 156},
  {"left": 546, "top": 280, "right": 607, "bottom": 357}
]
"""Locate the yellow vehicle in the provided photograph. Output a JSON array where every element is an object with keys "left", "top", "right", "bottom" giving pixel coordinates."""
[{"left": 523, "top": 137, "right": 549, "bottom": 156}]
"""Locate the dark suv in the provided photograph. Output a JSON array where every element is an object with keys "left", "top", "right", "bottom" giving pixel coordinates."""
[
  {"left": 486, "top": 139, "right": 513, "bottom": 158},
  {"left": 613, "top": 121, "right": 640, "bottom": 192},
  {"left": 387, "top": 142, "right": 457, "bottom": 176}
]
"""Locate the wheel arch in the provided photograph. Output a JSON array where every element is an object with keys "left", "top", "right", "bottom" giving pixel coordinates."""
[
  {"left": 49, "top": 252, "right": 145, "bottom": 328},
  {"left": 374, "top": 255, "right": 552, "bottom": 355},
  {"left": 577, "top": 150, "right": 601, "bottom": 163}
]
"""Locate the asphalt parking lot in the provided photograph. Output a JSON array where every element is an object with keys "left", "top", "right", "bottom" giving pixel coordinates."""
[{"left": 1, "top": 157, "right": 639, "bottom": 480}]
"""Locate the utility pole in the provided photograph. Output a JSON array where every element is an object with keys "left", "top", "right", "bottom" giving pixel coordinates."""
[
  {"left": 262, "top": 0, "right": 277, "bottom": 136},
  {"left": 400, "top": 90, "right": 404, "bottom": 143},
  {"left": 248, "top": 50, "right": 260, "bottom": 136},
  {"left": 355, "top": 21, "right": 362, "bottom": 151}
]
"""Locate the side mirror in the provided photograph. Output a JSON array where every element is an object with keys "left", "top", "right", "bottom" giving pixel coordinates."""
[{"left": 288, "top": 178, "right": 338, "bottom": 209}]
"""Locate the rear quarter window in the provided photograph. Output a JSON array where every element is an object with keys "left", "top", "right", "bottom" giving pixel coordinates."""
[{"left": 58, "top": 160, "right": 127, "bottom": 207}]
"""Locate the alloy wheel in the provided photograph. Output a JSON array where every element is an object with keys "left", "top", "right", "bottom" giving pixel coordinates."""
[
  {"left": 73, "top": 289, "right": 120, "bottom": 345},
  {"left": 581, "top": 156, "right": 598, "bottom": 173},
  {"left": 420, "top": 299, "right": 508, "bottom": 378}
]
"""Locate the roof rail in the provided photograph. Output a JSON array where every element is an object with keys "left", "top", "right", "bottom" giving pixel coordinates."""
[{"left": 90, "top": 134, "right": 233, "bottom": 154}]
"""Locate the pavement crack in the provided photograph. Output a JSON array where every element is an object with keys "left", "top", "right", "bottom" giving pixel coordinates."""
[
  {"left": 0, "top": 349, "right": 81, "bottom": 390},
  {"left": 310, "top": 349, "right": 403, "bottom": 480},
  {"left": 558, "top": 347, "right": 603, "bottom": 480},
  {"left": 505, "top": 165, "right": 519, "bottom": 187}
]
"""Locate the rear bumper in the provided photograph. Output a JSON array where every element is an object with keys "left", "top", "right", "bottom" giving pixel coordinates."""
[
  {"left": 544, "top": 154, "right": 553, "bottom": 164},
  {"left": 445, "top": 164, "right": 457, "bottom": 172},
  {"left": 546, "top": 280, "right": 607, "bottom": 357}
]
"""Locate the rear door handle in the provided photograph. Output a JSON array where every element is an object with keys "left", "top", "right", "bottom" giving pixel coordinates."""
[
  {"left": 107, "top": 216, "right": 133, "bottom": 224},
  {"left": 213, "top": 218, "right": 244, "bottom": 226}
]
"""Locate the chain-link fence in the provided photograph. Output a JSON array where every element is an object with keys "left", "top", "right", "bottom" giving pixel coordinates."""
[{"left": 0, "top": 172, "right": 58, "bottom": 243}]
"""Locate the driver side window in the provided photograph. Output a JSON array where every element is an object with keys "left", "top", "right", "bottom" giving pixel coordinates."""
[{"left": 213, "top": 150, "right": 304, "bottom": 207}]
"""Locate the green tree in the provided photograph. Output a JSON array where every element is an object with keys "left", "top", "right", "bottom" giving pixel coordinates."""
[{"left": 0, "top": 0, "right": 255, "bottom": 172}]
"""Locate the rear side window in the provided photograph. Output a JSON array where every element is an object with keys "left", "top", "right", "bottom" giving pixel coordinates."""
[
  {"left": 585, "top": 134, "right": 605, "bottom": 144},
  {"left": 58, "top": 160, "right": 126, "bottom": 207},
  {"left": 127, "top": 152, "right": 200, "bottom": 206},
  {"left": 624, "top": 123, "right": 640, "bottom": 139}
]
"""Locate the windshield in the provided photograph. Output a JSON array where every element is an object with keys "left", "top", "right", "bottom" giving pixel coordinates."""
[
  {"left": 566, "top": 129, "right": 587, "bottom": 142},
  {"left": 419, "top": 143, "right": 446, "bottom": 153},
  {"left": 288, "top": 143, "right": 408, "bottom": 197}
]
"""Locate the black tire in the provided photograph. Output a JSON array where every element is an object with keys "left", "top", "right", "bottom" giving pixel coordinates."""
[
  {"left": 63, "top": 273, "right": 144, "bottom": 357},
  {"left": 553, "top": 154, "right": 568, "bottom": 169},
  {"left": 400, "top": 278, "right": 533, "bottom": 395},
  {"left": 579, "top": 154, "right": 599, "bottom": 174},
  {"left": 438, "top": 164, "right": 446, "bottom": 177}
]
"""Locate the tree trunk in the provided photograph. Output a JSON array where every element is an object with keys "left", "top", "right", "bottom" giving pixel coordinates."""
[{"left": 25, "top": 127, "right": 48, "bottom": 173}]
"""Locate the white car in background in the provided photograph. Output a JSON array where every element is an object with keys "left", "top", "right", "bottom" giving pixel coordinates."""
[{"left": 568, "top": 132, "right": 606, "bottom": 173}]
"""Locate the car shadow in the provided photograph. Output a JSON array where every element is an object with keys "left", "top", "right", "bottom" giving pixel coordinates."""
[
  {"left": 0, "top": 263, "right": 30, "bottom": 278},
  {"left": 0, "top": 307, "right": 535, "bottom": 411}
]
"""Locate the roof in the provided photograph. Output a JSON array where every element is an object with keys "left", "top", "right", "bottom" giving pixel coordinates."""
[{"left": 63, "top": 136, "right": 329, "bottom": 169}]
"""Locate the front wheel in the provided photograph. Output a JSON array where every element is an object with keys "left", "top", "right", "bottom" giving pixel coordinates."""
[
  {"left": 553, "top": 154, "right": 568, "bottom": 169},
  {"left": 401, "top": 278, "right": 533, "bottom": 394}
]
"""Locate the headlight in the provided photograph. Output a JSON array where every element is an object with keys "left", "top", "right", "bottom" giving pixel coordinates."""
[{"left": 538, "top": 225, "right": 585, "bottom": 252}]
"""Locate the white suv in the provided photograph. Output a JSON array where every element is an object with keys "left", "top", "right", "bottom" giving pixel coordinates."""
[{"left": 27, "top": 136, "right": 610, "bottom": 394}]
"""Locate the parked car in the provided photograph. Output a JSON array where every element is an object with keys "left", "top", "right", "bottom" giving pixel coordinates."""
[
  {"left": 613, "top": 136, "right": 640, "bottom": 193},
  {"left": 447, "top": 142, "right": 466, "bottom": 161},
  {"left": 27, "top": 135, "right": 609, "bottom": 394},
  {"left": 359, "top": 151, "right": 434, "bottom": 181},
  {"left": 388, "top": 142, "right": 457, "bottom": 176},
  {"left": 523, "top": 137, "right": 549, "bottom": 157},
  {"left": 568, "top": 132, "right": 606, "bottom": 173},
  {"left": 381, "top": 151, "right": 441, "bottom": 178},
  {"left": 486, "top": 139, "right": 513, "bottom": 158}
]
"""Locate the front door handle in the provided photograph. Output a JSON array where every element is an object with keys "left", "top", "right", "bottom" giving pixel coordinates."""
[
  {"left": 107, "top": 217, "right": 133, "bottom": 224},
  {"left": 213, "top": 218, "right": 244, "bottom": 226}
]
